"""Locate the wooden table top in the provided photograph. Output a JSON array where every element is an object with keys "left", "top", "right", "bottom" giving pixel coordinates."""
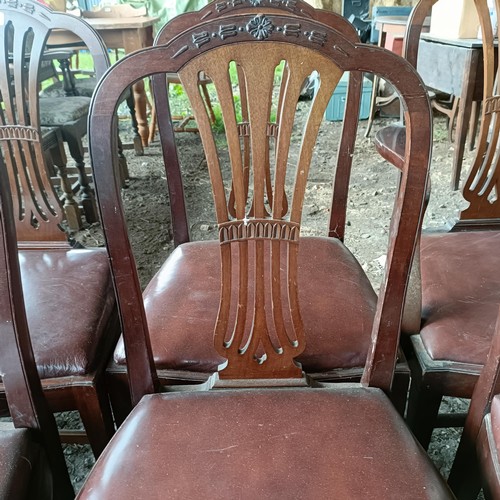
[
  {"left": 421, "top": 33, "right": 498, "bottom": 49},
  {"left": 375, "top": 15, "right": 431, "bottom": 28},
  {"left": 82, "top": 15, "right": 159, "bottom": 31}
]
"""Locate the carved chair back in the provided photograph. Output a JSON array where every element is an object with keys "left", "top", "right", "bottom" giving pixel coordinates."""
[
  {"left": 154, "top": 0, "right": 362, "bottom": 246},
  {"left": 459, "top": 0, "right": 500, "bottom": 223},
  {"left": 0, "top": 0, "right": 108, "bottom": 244},
  {"left": 89, "top": 13, "right": 431, "bottom": 401},
  {"left": 0, "top": 153, "right": 73, "bottom": 499}
]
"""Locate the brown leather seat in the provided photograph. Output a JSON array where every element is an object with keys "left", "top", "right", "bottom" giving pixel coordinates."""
[
  {"left": 420, "top": 231, "right": 500, "bottom": 365},
  {"left": 0, "top": 429, "right": 48, "bottom": 500},
  {"left": 19, "top": 248, "right": 115, "bottom": 378},
  {"left": 446, "top": 306, "right": 500, "bottom": 498},
  {"left": 406, "top": 230, "right": 500, "bottom": 448},
  {"left": 77, "top": 388, "right": 452, "bottom": 499},
  {"left": 114, "top": 238, "right": 377, "bottom": 373}
]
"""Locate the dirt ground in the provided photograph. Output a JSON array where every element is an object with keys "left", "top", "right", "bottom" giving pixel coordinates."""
[{"left": 64, "top": 108, "right": 476, "bottom": 493}]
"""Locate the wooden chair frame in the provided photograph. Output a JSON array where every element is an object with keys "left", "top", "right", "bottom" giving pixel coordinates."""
[
  {"left": 0, "top": 152, "right": 73, "bottom": 499},
  {"left": 72, "top": 15, "right": 455, "bottom": 499},
  {"left": 394, "top": 0, "right": 500, "bottom": 450},
  {"left": 0, "top": 0, "right": 120, "bottom": 457},
  {"left": 88, "top": 12, "right": 431, "bottom": 404},
  {"left": 103, "top": 0, "right": 412, "bottom": 422}
]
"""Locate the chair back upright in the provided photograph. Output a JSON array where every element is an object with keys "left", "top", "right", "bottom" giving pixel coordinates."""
[
  {"left": 0, "top": 153, "right": 73, "bottom": 499},
  {"left": 460, "top": 0, "right": 500, "bottom": 223},
  {"left": 0, "top": 0, "right": 108, "bottom": 244},
  {"left": 89, "top": 13, "right": 432, "bottom": 403}
]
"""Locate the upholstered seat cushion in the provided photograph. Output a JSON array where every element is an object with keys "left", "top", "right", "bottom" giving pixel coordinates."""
[
  {"left": 420, "top": 231, "right": 500, "bottom": 364},
  {"left": 10, "top": 248, "right": 115, "bottom": 379},
  {"left": 114, "top": 237, "right": 377, "bottom": 373},
  {"left": 39, "top": 96, "right": 90, "bottom": 126},
  {"left": 0, "top": 428, "right": 43, "bottom": 499},
  {"left": 41, "top": 77, "right": 97, "bottom": 99},
  {"left": 77, "top": 388, "right": 453, "bottom": 499}
]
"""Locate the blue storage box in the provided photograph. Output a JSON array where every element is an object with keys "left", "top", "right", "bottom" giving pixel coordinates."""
[
  {"left": 325, "top": 73, "right": 372, "bottom": 122},
  {"left": 370, "top": 6, "right": 413, "bottom": 43}
]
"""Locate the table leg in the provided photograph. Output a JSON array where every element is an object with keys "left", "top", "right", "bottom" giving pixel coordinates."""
[
  {"left": 132, "top": 79, "right": 149, "bottom": 149},
  {"left": 123, "top": 28, "right": 154, "bottom": 153},
  {"left": 451, "top": 50, "right": 479, "bottom": 190},
  {"left": 365, "top": 27, "right": 387, "bottom": 138}
]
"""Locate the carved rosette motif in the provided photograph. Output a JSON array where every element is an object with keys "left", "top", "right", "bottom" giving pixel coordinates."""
[
  {"left": 246, "top": 14, "right": 274, "bottom": 40},
  {"left": 181, "top": 15, "right": 329, "bottom": 58}
]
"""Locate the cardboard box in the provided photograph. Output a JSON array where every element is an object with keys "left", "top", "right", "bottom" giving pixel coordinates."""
[
  {"left": 325, "top": 74, "right": 372, "bottom": 122},
  {"left": 430, "top": 0, "right": 480, "bottom": 39}
]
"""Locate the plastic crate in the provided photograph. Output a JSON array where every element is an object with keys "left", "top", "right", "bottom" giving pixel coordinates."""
[{"left": 325, "top": 74, "right": 372, "bottom": 122}]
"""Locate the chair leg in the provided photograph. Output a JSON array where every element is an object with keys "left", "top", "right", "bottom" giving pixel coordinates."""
[
  {"left": 406, "top": 359, "right": 443, "bottom": 449},
  {"left": 447, "top": 430, "right": 483, "bottom": 500},
  {"left": 64, "top": 132, "right": 99, "bottom": 224},
  {"left": 106, "top": 372, "right": 133, "bottom": 428},
  {"left": 117, "top": 136, "right": 130, "bottom": 186},
  {"left": 78, "top": 380, "right": 115, "bottom": 458},
  {"left": 126, "top": 91, "right": 144, "bottom": 156},
  {"left": 365, "top": 74, "right": 379, "bottom": 138},
  {"left": 389, "top": 369, "right": 410, "bottom": 417},
  {"left": 467, "top": 101, "right": 480, "bottom": 152},
  {"left": 49, "top": 141, "right": 82, "bottom": 231}
]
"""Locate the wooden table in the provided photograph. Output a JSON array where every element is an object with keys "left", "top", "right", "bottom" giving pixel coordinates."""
[
  {"left": 366, "top": 16, "right": 430, "bottom": 137},
  {"left": 49, "top": 15, "right": 159, "bottom": 155},
  {"left": 417, "top": 34, "right": 497, "bottom": 189}
]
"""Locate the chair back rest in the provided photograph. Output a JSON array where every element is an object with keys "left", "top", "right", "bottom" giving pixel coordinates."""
[
  {"left": 0, "top": 0, "right": 109, "bottom": 244},
  {"left": 0, "top": 153, "right": 73, "bottom": 498},
  {"left": 460, "top": 0, "right": 500, "bottom": 223},
  {"left": 155, "top": 0, "right": 362, "bottom": 247},
  {"left": 89, "top": 13, "right": 431, "bottom": 401}
]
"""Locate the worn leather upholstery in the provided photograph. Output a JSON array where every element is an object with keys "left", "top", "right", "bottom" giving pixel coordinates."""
[
  {"left": 8, "top": 248, "right": 115, "bottom": 379},
  {"left": 477, "top": 395, "right": 500, "bottom": 498},
  {"left": 420, "top": 231, "right": 500, "bottom": 364},
  {"left": 0, "top": 428, "right": 46, "bottom": 499},
  {"left": 114, "top": 237, "right": 377, "bottom": 373},
  {"left": 77, "top": 388, "right": 452, "bottom": 499}
]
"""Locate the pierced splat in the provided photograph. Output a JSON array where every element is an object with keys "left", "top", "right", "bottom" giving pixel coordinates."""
[
  {"left": 178, "top": 43, "right": 342, "bottom": 378},
  {"left": 0, "top": 18, "right": 66, "bottom": 244}
]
